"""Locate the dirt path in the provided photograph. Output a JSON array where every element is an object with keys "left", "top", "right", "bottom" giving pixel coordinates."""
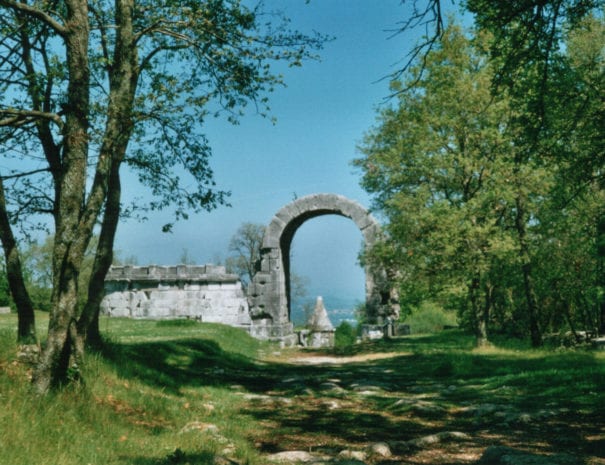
[
  {"left": 287, "top": 351, "right": 406, "bottom": 365},
  {"left": 242, "top": 345, "right": 605, "bottom": 465}
]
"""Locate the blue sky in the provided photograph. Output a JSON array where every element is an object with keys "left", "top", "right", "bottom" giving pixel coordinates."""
[{"left": 114, "top": 1, "right": 440, "bottom": 304}]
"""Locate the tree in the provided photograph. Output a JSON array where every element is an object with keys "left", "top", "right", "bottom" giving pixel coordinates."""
[
  {"left": 0, "top": 263, "right": 9, "bottom": 308},
  {"left": 396, "top": 2, "right": 603, "bottom": 184},
  {"left": 0, "top": 182, "right": 36, "bottom": 343},
  {"left": 548, "top": 15, "right": 605, "bottom": 332},
  {"left": 179, "top": 248, "right": 196, "bottom": 266},
  {"left": 226, "top": 222, "right": 309, "bottom": 310},
  {"left": 356, "top": 24, "right": 555, "bottom": 346},
  {"left": 226, "top": 222, "right": 265, "bottom": 285},
  {"left": 19, "top": 235, "right": 100, "bottom": 312},
  {"left": 467, "top": 4, "right": 605, "bottom": 337},
  {"left": 395, "top": 1, "right": 602, "bottom": 89},
  {"left": 364, "top": 5, "right": 605, "bottom": 345},
  {"left": 0, "top": 0, "right": 325, "bottom": 393}
]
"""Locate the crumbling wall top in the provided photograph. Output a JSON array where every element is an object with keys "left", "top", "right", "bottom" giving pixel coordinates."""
[{"left": 105, "top": 265, "right": 239, "bottom": 283}]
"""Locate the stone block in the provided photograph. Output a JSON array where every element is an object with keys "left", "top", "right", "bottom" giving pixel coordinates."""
[
  {"left": 308, "top": 330, "right": 335, "bottom": 348},
  {"left": 262, "top": 222, "right": 284, "bottom": 249},
  {"left": 592, "top": 337, "right": 605, "bottom": 350}
]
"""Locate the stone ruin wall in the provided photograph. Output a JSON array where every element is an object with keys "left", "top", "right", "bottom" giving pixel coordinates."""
[
  {"left": 101, "top": 194, "right": 397, "bottom": 345},
  {"left": 101, "top": 265, "right": 251, "bottom": 328}
]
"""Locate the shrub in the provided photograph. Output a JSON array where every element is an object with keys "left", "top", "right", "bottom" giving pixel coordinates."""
[
  {"left": 334, "top": 321, "right": 357, "bottom": 347},
  {"left": 404, "top": 301, "right": 458, "bottom": 334}
]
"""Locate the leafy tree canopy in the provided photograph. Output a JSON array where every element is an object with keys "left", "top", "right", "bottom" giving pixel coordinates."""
[{"left": 0, "top": 0, "right": 326, "bottom": 392}]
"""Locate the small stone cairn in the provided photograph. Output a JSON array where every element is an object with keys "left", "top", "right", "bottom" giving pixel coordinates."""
[{"left": 306, "top": 296, "right": 335, "bottom": 348}]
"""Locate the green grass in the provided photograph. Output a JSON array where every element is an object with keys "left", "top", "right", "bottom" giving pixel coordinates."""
[
  {"left": 1, "top": 313, "right": 604, "bottom": 464},
  {"left": 0, "top": 313, "right": 270, "bottom": 465},
  {"left": 402, "top": 301, "right": 458, "bottom": 334}
]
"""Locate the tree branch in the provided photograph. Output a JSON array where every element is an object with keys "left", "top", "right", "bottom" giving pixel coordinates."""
[
  {"left": 0, "top": 0, "right": 66, "bottom": 36},
  {"left": 0, "top": 108, "right": 64, "bottom": 129},
  {"left": 0, "top": 167, "right": 51, "bottom": 180},
  {"left": 383, "top": 0, "right": 446, "bottom": 94}
]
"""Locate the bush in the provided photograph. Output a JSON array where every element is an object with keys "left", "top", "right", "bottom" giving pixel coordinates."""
[
  {"left": 334, "top": 321, "right": 357, "bottom": 347},
  {"left": 403, "top": 302, "right": 458, "bottom": 334}
]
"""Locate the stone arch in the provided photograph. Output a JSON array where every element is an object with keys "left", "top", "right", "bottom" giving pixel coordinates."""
[{"left": 248, "top": 193, "right": 394, "bottom": 342}]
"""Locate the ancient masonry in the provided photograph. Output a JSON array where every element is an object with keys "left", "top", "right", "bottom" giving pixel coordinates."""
[
  {"left": 101, "top": 265, "right": 251, "bottom": 328},
  {"left": 101, "top": 193, "right": 399, "bottom": 344},
  {"left": 247, "top": 193, "right": 398, "bottom": 344},
  {"left": 302, "top": 296, "right": 335, "bottom": 348}
]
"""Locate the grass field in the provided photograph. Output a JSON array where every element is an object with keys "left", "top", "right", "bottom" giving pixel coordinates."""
[{"left": 1, "top": 312, "right": 604, "bottom": 464}]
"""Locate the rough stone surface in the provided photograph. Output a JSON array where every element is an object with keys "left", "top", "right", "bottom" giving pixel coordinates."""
[
  {"left": 248, "top": 193, "right": 395, "bottom": 343},
  {"left": 368, "top": 442, "right": 392, "bottom": 458},
  {"left": 339, "top": 450, "right": 367, "bottom": 461},
  {"left": 17, "top": 344, "right": 40, "bottom": 365},
  {"left": 304, "top": 296, "right": 335, "bottom": 348},
  {"left": 101, "top": 265, "right": 251, "bottom": 328},
  {"left": 390, "top": 431, "right": 470, "bottom": 453},
  {"left": 179, "top": 421, "right": 219, "bottom": 434},
  {"left": 391, "top": 398, "right": 447, "bottom": 417},
  {"left": 592, "top": 337, "right": 605, "bottom": 350},
  {"left": 266, "top": 451, "right": 328, "bottom": 463},
  {"left": 308, "top": 296, "right": 333, "bottom": 331}
]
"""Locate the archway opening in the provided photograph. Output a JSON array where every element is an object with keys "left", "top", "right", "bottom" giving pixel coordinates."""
[
  {"left": 287, "top": 215, "right": 365, "bottom": 327},
  {"left": 248, "top": 193, "right": 385, "bottom": 342}
]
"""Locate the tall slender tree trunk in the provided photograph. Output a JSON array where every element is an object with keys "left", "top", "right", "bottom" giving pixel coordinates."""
[
  {"left": 478, "top": 282, "right": 493, "bottom": 348},
  {"left": 515, "top": 194, "right": 542, "bottom": 347},
  {"left": 469, "top": 275, "right": 490, "bottom": 347},
  {"left": 0, "top": 179, "right": 36, "bottom": 345},
  {"left": 77, "top": 164, "right": 121, "bottom": 352},
  {"left": 77, "top": 0, "right": 137, "bottom": 352},
  {"left": 596, "top": 212, "right": 605, "bottom": 335},
  {"left": 562, "top": 299, "right": 581, "bottom": 343}
]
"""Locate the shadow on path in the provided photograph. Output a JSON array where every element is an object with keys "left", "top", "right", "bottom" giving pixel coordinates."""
[{"left": 100, "top": 331, "right": 605, "bottom": 463}]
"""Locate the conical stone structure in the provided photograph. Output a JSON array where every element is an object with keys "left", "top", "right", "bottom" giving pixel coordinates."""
[{"left": 307, "top": 296, "right": 335, "bottom": 348}]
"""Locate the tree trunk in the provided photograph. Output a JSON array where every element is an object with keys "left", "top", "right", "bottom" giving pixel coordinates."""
[
  {"left": 32, "top": 0, "right": 91, "bottom": 393},
  {"left": 77, "top": 164, "right": 121, "bottom": 352},
  {"left": 477, "top": 282, "right": 493, "bottom": 348},
  {"left": 77, "top": 0, "right": 137, "bottom": 352},
  {"left": 515, "top": 195, "right": 542, "bottom": 347},
  {"left": 0, "top": 178, "right": 37, "bottom": 344},
  {"left": 32, "top": 285, "right": 81, "bottom": 393},
  {"left": 596, "top": 212, "right": 605, "bottom": 335},
  {"left": 562, "top": 299, "right": 581, "bottom": 343},
  {"left": 469, "top": 275, "right": 489, "bottom": 347}
]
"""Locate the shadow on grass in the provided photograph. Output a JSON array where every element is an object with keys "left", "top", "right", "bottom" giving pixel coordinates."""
[
  {"left": 328, "top": 330, "right": 478, "bottom": 356},
  {"left": 127, "top": 449, "right": 216, "bottom": 465},
  {"left": 101, "top": 337, "right": 282, "bottom": 393},
  {"left": 99, "top": 329, "right": 605, "bottom": 459},
  {"left": 100, "top": 329, "right": 605, "bottom": 410}
]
